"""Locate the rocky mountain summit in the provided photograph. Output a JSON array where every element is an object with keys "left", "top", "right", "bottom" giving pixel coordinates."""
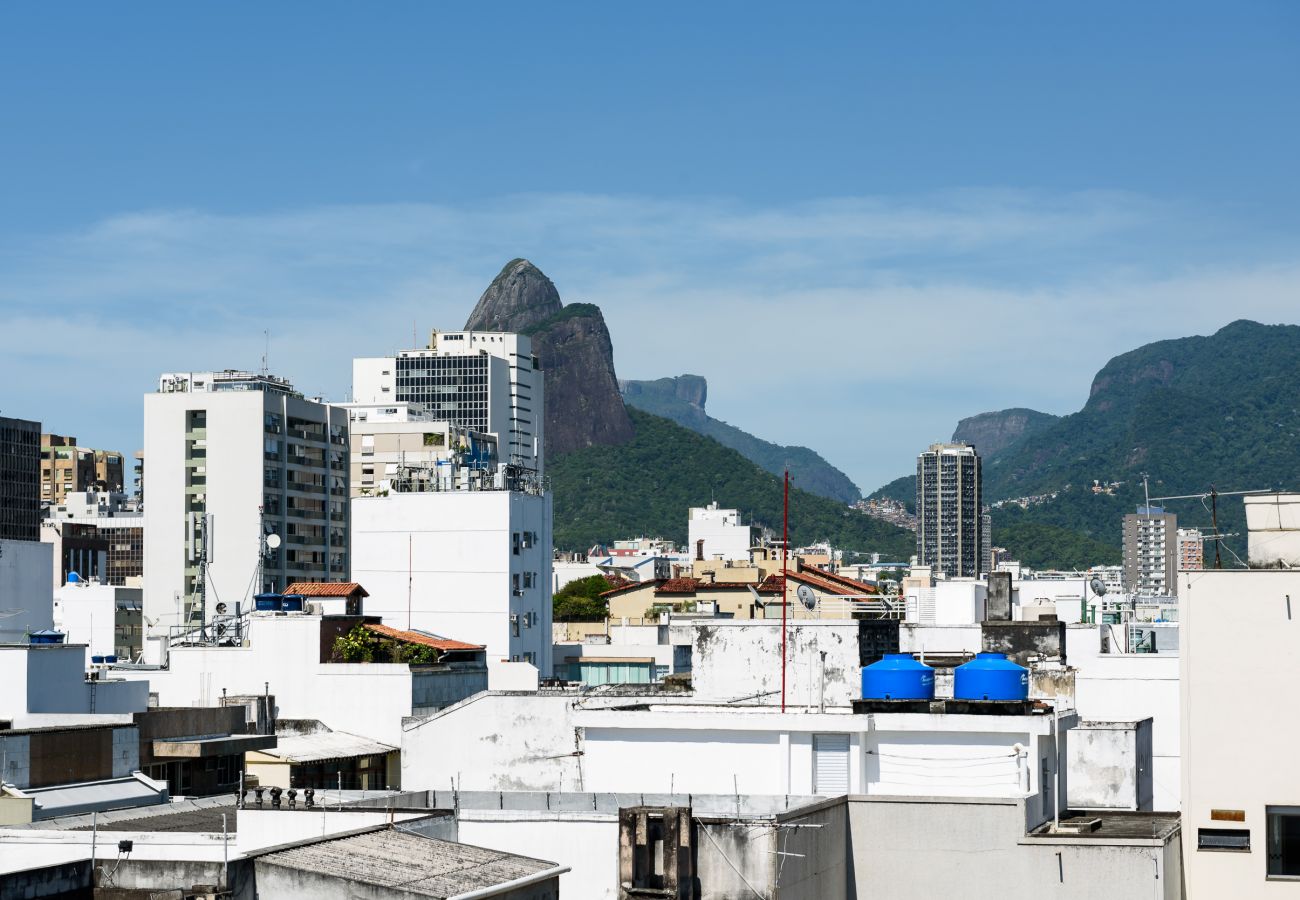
[
  {"left": 621, "top": 374, "right": 861, "bottom": 504},
  {"left": 951, "top": 408, "right": 1058, "bottom": 459},
  {"left": 464, "top": 259, "right": 633, "bottom": 457}
]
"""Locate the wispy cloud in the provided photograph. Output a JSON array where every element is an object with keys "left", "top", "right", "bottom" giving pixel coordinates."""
[{"left": 1, "top": 190, "right": 1296, "bottom": 490}]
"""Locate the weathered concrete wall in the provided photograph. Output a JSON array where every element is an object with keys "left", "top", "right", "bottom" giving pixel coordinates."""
[
  {"left": 0, "top": 858, "right": 90, "bottom": 899},
  {"left": 982, "top": 620, "right": 1066, "bottom": 667},
  {"left": 459, "top": 811, "right": 615, "bottom": 900},
  {"left": 410, "top": 664, "right": 489, "bottom": 715},
  {"left": 774, "top": 797, "right": 850, "bottom": 900},
  {"left": 1067, "top": 720, "right": 1152, "bottom": 811},
  {"left": 696, "top": 820, "right": 777, "bottom": 899},
  {"left": 689, "top": 621, "right": 860, "bottom": 707}
]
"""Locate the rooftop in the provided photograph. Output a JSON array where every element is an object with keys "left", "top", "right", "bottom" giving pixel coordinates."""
[
  {"left": 1031, "top": 811, "right": 1181, "bottom": 841},
  {"left": 255, "top": 730, "right": 396, "bottom": 765},
  {"left": 284, "top": 581, "right": 370, "bottom": 598},
  {"left": 256, "top": 827, "right": 562, "bottom": 899},
  {"left": 363, "top": 624, "right": 484, "bottom": 653}
]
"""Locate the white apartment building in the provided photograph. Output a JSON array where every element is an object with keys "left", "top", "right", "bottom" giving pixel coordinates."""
[
  {"left": 916, "top": 443, "right": 984, "bottom": 579},
  {"left": 343, "top": 402, "right": 496, "bottom": 497},
  {"left": 350, "top": 456, "right": 553, "bottom": 673},
  {"left": 353, "top": 330, "right": 544, "bottom": 473},
  {"left": 687, "top": 502, "right": 753, "bottom": 562},
  {"left": 142, "top": 371, "right": 350, "bottom": 634}
]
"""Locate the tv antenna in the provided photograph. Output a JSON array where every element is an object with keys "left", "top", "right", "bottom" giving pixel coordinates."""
[
  {"left": 261, "top": 330, "right": 270, "bottom": 376},
  {"left": 1148, "top": 486, "right": 1271, "bottom": 569}
]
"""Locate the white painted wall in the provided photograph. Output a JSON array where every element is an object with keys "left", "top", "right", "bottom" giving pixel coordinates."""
[
  {"left": 351, "top": 490, "right": 552, "bottom": 672},
  {"left": 1179, "top": 569, "right": 1300, "bottom": 897},
  {"left": 457, "top": 811, "right": 618, "bottom": 900},
  {"left": 52, "top": 583, "right": 118, "bottom": 663},
  {"left": 0, "top": 539, "right": 54, "bottom": 642},
  {"left": 687, "top": 505, "right": 752, "bottom": 562}
]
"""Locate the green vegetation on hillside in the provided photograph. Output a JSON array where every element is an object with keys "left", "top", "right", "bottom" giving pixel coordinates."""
[
  {"left": 522, "top": 302, "right": 602, "bottom": 336},
  {"left": 550, "top": 408, "right": 914, "bottom": 558},
  {"left": 992, "top": 519, "right": 1121, "bottom": 570},
  {"left": 621, "top": 376, "right": 861, "bottom": 503}
]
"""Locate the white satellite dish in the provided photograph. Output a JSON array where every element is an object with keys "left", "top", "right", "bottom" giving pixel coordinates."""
[
  {"left": 265, "top": 533, "right": 282, "bottom": 550},
  {"left": 796, "top": 584, "right": 817, "bottom": 611}
]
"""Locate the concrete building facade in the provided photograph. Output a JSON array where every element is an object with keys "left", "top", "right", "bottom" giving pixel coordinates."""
[
  {"left": 687, "top": 502, "right": 753, "bottom": 563},
  {"left": 353, "top": 330, "right": 544, "bottom": 474},
  {"left": 1122, "top": 507, "right": 1177, "bottom": 596},
  {"left": 40, "top": 434, "right": 126, "bottom": 503},
  {"left": 0, "top": 414, "right": 41, "bottom": 542},
  {"left": 916, "top": 443, "right": 983, "bottom": 578},
  {"left": 143, "top": 371, "right": 350, "bottom": 633}
]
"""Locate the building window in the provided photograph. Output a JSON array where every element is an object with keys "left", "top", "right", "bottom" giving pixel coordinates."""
[
  {"left": 1198, "top": 828, "right": 1251, "bottom": 852},
  {"left": 512, "top": 533, "right": 521, "bottom": 555},
  {"left": 512, "top": 574, "right": 522, "bottom": 596},
  {"left": 1268, "top": 807, "right": 1300, "bottom": 876}
]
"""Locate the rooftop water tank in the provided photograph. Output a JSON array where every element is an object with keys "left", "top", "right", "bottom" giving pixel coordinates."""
[
  {"left": 29, "top": 630, "right": 66, "bottom": 645},
  {"left": 953, "top": 653, "right": 1029, "bottom": 701},
  {"left": 254, "top": 593, "right": 283, "bottom": 612},
  {"left": 861, "top": 653, "right": 935, "bottom": 700},
  {"left": 280, "top": 595, "right": 305, "bottom": 612},
  {"left": 91, "top": 655, "right": 105, "bottom": 664}
]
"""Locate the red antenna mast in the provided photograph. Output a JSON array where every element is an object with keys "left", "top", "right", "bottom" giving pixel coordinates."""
[{"left": 782, "top": 470, "right": 789, "bottom": 713}]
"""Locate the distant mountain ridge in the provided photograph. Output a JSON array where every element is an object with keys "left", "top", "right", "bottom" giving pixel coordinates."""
[
  {"left": 952, "top": 408, "right": 1058, "bottom": 458},
  {"left": 620, "top": 375, "right": 861, "bottom": 504},
  {"left": 867, "top": 320, "right": 1300, "bottom": 567}
]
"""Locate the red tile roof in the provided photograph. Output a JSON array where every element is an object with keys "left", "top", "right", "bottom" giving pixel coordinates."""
[
  {"left": 600, "top": 580, "right": 653, "bottom": 598},
  {"left": 284, "top": 582, "right": 370, "bottom": 598},
  {"left": 655, "top": 577, "right": 781, "bottom": 595},
  {"left": 785, "top": 568, "right": 878, "bottom": 596},
  {"left": 363, "top": 624, "right": 483, "bottom": 652}
]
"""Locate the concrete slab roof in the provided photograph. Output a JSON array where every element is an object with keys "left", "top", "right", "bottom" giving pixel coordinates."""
[{"left": 256, "top": 828, "right": 564, "bottom": 898}]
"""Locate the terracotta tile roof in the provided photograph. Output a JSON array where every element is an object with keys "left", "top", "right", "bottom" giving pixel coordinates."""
[
  {"left": 656, "top": 577, "right": 781, "bottom": 595},
  {"left": 786, "top": 568, "right": 878, "bottom": 596},
  {"left": 284, "top": 582, "right": 370, "bottom": 598},
  {"left": 363, "top": 624, "right": 483, "bottom": 652},
  {"left": 600, "top": 580, "right": 654, "bottom": 598}
]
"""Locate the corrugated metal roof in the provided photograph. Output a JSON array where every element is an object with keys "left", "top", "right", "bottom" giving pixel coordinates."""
[
  {"left": 26, "top": 775, "right": 166, "bottom": 819},
  {"left": 258, "top": 828, "right": 558, "bottom": 898},
  {"left": 257, "top": 731, "right": 396, "bottom": 765},
  {"left": 283, "top": 582, "right": 370, "bottom": 597}
]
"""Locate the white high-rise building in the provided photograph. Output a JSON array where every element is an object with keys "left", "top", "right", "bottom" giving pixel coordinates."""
[
  {"left": 688, "top": 503, "right": 754, "bottom": 563},
  {"left": 353, "top": 331, "right": 544, "bottom": 473},
  {"left": 349, "top": 445, "right": 553, "bottom": 673},
  {"left": 143, "top": 371, "right": 350, "bottom": 634}
]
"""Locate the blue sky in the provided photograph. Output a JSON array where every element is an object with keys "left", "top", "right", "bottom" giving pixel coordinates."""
[{"left": 2, "top": 2, "right": 1298, "bottom": 492}]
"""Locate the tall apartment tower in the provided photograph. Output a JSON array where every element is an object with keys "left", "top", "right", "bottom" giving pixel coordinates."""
[
  {"left": 915, "top": 443, "right": 983, "bottom": 578},
  {"left": 0, "top": 415, "right": 41, "bottom": 541},
  {"left": 1122, "top": 507, "right": 1178, "bottom": 597},
  {"left": 352, "top": 330, "right": 544, "bottom": 474},
  {"left": 143, "top": 371, "right": 350, "bottom": 633}
]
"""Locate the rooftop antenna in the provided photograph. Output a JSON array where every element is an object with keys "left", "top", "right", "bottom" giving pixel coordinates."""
[{"left": 261, "top": 330, "right": 270, "bottom": 376}]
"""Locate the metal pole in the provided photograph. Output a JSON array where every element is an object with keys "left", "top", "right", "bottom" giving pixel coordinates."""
[
  {"left": 221, "top": 813, "right": 228, "bottom": 890},
  {"left": 782, "top": 470, "right": 789, "bottom": 714},
  {"left": 90, "top": 810, "right": 97, "bottom": 879},
  {"left": 1211, "top": 487, "right": 1222, "bottom": 569}
]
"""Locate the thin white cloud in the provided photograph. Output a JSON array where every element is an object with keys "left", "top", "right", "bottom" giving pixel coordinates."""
[{"left": 0, "top": 191, "right": 1295, "bottom": 491}]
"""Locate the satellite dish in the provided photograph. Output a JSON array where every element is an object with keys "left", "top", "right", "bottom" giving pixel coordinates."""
[
  {"left": 1089, "top": 577, "right": 1108, "bottom": 597},
  {"left": 265, "top": 534, "right": 282, "bottom": 550},
  {"left": 796, "top": 584, "right": 817, "bottom": 611}
]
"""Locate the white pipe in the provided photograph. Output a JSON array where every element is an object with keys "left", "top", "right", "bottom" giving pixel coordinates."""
[
  {"left": 1052, "top": 705, "right": 1061, "bottom": 832},
  {"left": 446, "top": 864, "right": 572, "bottom": 900}
]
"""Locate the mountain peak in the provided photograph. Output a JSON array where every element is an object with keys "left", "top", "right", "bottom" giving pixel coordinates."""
[{"left": 464, "top": 258, "right": 563, "bottom": 332}]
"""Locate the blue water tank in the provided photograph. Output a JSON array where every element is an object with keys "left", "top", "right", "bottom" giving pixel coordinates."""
[
  {"left": 91, "top": 655, "right": 105, "bottom": 664},
  {"left": 254, "top": 593, "right": 283, "bottom": 612},
  {"left": 861, "top": 653, "right": 935, "bottom": 700},
  {"left": 281, "top": 595, "right": 305, "bottom": 612},
  {"left": 954, "top": 653, "right": 1029, "bottom": 701},
  {"left": 105, "top": 655, "right": 118, "bottom": 664},
  {"left": 29, "top": 630, "right": 66, "bottom": 645}
]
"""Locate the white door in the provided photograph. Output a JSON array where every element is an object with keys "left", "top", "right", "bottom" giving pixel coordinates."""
[{"left": 813, "top": 733, "right": 850, "bottom": 794}]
